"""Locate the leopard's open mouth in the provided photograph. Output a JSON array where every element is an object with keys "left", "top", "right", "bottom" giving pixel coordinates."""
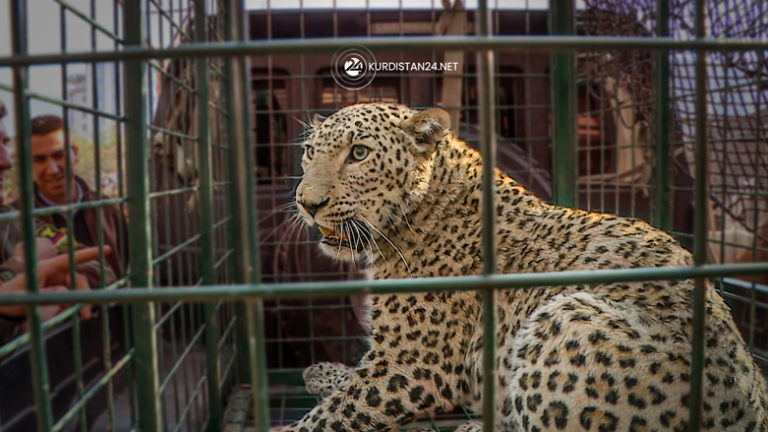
[
  {"left": 319, "top": 226, "right": 349, "bottom": 246},
  {"left": 318, "top": 224, "right": 368, "bottom": 252}
]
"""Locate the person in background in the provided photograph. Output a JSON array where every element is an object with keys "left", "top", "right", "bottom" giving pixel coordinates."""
[
  {"left": 24, "top": 114, "right": 125, "bottom": 282},
  {"left": 0, "top": 103, "right": 105, "bottom": 343},
  {"left": 0, "top": 96, "right": 23, "bottom": 287},
  {"left": 0, "top": 99, "right": 10, "bottom": 204}
]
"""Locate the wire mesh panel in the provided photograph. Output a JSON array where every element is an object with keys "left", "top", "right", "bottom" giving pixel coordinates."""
[
  {"left": 0, "top": 1, "right": 766, "bottom": 432},
  {"left": 0, "top": 2, "right": 132, "bottom": 431},
  {"left": 0, "top": 1, "right": 242, "bottom": 431},
  {"left": 246, "top": 3, "right": 554, "bottom": 429},
  {"left": 579, "top": 0, "right": 768, "bottom": 373},
  {"left": 245, "top": 1, "right": 768, "bottom": 431}
]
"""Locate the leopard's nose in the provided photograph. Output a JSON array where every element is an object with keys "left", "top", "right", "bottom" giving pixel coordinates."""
[{"left": 298, "top": 197, "right": 330, "bottom": 217}]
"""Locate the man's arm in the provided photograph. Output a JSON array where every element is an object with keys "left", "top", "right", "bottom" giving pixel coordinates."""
[
  {"left": 0, "top": 239, "right": 66, "bottom": 344},
  {"left": 0, "top": 245, "right": 108, "bottom": 328}
]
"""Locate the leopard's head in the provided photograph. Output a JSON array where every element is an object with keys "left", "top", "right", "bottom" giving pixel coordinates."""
[{"left": 296, "top": 103, "right": 451, "bottom": 261}]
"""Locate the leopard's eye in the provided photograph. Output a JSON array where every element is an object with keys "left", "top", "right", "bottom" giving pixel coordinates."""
[
  {"left": 304, "top": 145, "right": 315, "bottom": 160},
  {"left": 348, "top": 145, "right": 370, "bottom": 163}
]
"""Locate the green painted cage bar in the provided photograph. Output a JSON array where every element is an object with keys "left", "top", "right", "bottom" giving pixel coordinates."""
[
  {"left": 60, "top": 4, "right": 87, "bottom": 431},
  {"left": 549, "top": 0, "right": 576, "bottom": 208},
  {"left": 689, "top": 0, "right": 709, "bottom": 427},
  {"left": 124, "top": 2, "right": 163, "bottom": 431},
  {"left": 1, "top": 37, "right": 768, "bottom": 68},
  {"left": 233, "top": 0, "right": 271, "bottom": 428},
  {"left": 0, "top": 2, "right": 766, "bottom": 431},
  {"left": 653, "top": 0, "right": 671, "bottom": 231},
  {"left": 2, "top": 262, "right": 767, "bottom": 306},
  {"left": 194, "top": 0, "right": 224, "bottom": 428},
  {"left": 477, "top": 1, "right": 498, "bottom": 430},
  {"left": 10, "top": 1, "right": 54, "bottom": 430},
  {"left": 223, "top": 0, "right": 251, "bottom": 393}
]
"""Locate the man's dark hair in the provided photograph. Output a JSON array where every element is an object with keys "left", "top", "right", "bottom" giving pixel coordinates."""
[
  {"left": 0, "top": 99, "right": 6, "bottom": 119},
  {"left": 30, "top": 114, "right": 64, "bottom": 136}
]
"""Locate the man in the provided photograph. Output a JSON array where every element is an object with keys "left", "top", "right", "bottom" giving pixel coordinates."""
[
  {"left": 0, "top": 98, "right": 28, "bottom": 343},
  {"left": 0, "top": 96, "right": 22, "bottom": 280},
  {"left": 25, "top": 114, "right": 124, "bottom": 281},
  {"left": 0, "top": 102, "right": 89, "bottom": 343},
  {"left": 0, "top": 99, "right": 11, "bottom": 207}
]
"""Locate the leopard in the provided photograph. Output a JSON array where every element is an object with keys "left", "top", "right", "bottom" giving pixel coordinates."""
[{"left": 273, "top": 103, "right": 768, "bottom": 431}]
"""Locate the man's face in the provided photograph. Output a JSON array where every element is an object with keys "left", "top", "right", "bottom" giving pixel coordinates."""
[
  {"left": 30, "top": 129, "right": 78, "bottom": 204},
  {"left": 0, "top": 111, "right": 11, "bottom": 205}
]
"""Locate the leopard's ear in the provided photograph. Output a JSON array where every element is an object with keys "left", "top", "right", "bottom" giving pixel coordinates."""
[
  {"left": 312, "top": 113, "right": 327, "bottom": 128},
  {"left": 400, "top": 108, "right": 451, "bottom": 154}
]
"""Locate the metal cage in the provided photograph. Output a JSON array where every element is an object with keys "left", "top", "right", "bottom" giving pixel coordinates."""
[{"left": 0, "top": 0, "right": 766, "bottom": 431}]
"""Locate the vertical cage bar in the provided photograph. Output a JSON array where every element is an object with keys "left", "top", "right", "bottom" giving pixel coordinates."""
[
  {"left": 689, "top": 0, "right": 707, "bottom": 428},
  {"left": 58, "top": 6, "right": 89, "bottom": 431},
  {"left": 245, "top": 300, "right": 270, "bottom": 432},
  {"left": 653, "top": 0, "right": 671, "bottom": 231},
  {"left": 113, "top": 1, "right": 137, "bottom": 426},
  {"left": 194, "top": 0, "right": 223, "bottom": 428},
  {"left": 549, "top": 0, "right": 576, "bottom": 207},
  {"left": 478, "top": 1, "right": 497, "bottom": 431},
  {"left": 223, "top": 0, "right": 251, "bottom": 385},
  {"left": 9, "top": 1, "right": 54, "bottom": 430},
  {"left": 123, "top": 1, "right": 162, "bottom": 431},
  {"left": 749, "top": 4, "right": 765, "bottom": 353},
  {"left": 237, "top": 2, "right": 270, "bottom": 428},
  {"left": 89, "top": 0, "right": 117, "bottom": 428}
]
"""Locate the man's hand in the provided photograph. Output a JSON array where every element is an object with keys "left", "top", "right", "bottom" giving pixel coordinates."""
[
  {"left": 12, "top": 237, "right": 58, "bottom": 262},
  {"left": 23, "top": 286, "right": 67, "bottom": 332},
  {"left": 0, "top": 246, "right": 111, "bottom": 320},
  {"left": 35, "top": 246, "right": 111, "bottom": 320}
]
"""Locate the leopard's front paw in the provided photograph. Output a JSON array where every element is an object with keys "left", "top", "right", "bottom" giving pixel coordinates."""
[
  {"left": 452, "top": 420, "right": 483, "bottom": 432},
  {"left": 302, "top": 362, "right": 352, "bottom": 399}
]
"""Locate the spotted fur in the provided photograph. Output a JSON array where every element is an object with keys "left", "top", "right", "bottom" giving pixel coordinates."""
[
  {"left": 276, "top": 103, "right": 768, "bottom": 432},
  {"left": 304, "top": 362, "right": 353, "bottom": 400}
]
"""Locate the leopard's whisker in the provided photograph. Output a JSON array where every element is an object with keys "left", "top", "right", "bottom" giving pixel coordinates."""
[
  {"left": 352, "top": 220, "right": 366, "bottom": 261},
  {"left": 397, "top": 201, "right": 417, "bottom": 236},
  {"left": 342, "top": 220, "right": 353, "bottom": 263},
  {"left": 358, "top": 214, "right": 412, "bottom": 277},
  {"left": 264, "top": 212, "right": 303, "bottom": 243},
  {"left": 273, "top": 213, "right": 306, "bottom": 282},
  {"left": 261, "top": 215, "right": 293, "bottom": 242},
  {"left": 354, "top": 219, "right": 384, "bottom": 264},
  {"left": 347, "top": 221, "right": 360, "bottom": 270},
  {"left": 259, "top": 201, "right": 299, "bottom": 224},
  {"left": 351, "top": 220, "right": 371, "bottom": 262},
  {"left": 338, "top": 221, "right": 349, "bottom": 258}
]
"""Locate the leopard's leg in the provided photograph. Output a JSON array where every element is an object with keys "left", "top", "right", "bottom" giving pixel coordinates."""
[
  {"left": 303, "top": 362, "right": 352, "bottom": 400},
  {"left": 269, "top": 293, "right": 470, "bottom": 432},
  {"left": 397, "top": 420, "right": 478, "bottom": 431},
  {"left": 270, "top": 352, "right": 457, "bottom": 431},
  {"left": 452, "top": 420, "right": 482, "bottom": 431}
]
